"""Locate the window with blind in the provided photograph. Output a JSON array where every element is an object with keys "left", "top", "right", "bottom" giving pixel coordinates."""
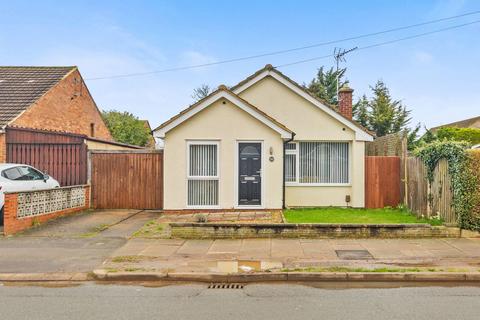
[
  {"left": 285, "top": 142, "right": 349, "bottom": 184},
  {"left": 187, "top": 142, "right": 219, "bottom": 207}
]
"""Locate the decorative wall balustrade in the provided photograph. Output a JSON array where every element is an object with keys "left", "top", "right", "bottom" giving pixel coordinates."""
[{"left": 15, "top": 186, "right": 87, "bottom": 219}]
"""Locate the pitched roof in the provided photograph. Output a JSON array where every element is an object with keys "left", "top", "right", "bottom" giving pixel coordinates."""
[
  {"left": 231, "top": 64, "right": 374, "bottom": 141},
  {"left": 0, "top": 66, "right": 76, "bottom": 128},
  {"left": 153, "top": 86, "right": 293, "bottom": 139},
  {"left": 430, "top": 115, "right": 480, "bottom": 132}
]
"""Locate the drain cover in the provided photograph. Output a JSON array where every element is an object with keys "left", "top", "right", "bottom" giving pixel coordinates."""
[
  {"left": 208, "top": 283, "right": 244, "bottom": 289},
  {"left": 335, "top": 250, "right": 373, "bottom": 260}
]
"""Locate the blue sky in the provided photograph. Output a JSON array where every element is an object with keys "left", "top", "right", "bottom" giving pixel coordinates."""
[{"left": 1, "top": 0, "right": 479, "bottom": 130}]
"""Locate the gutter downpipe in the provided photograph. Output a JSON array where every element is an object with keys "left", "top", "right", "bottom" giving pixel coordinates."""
[{"left": 282, "top": 132, "right": 296, "bottom": 209}]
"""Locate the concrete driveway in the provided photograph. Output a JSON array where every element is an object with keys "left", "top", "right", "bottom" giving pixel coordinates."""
[{"left": 0, "top": 209, "right": 160, "bottom": 273}]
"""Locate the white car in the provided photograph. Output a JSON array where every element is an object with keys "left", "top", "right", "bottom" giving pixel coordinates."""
[{"left": 0, "top": 164, "right": 60, "bottom": 224}]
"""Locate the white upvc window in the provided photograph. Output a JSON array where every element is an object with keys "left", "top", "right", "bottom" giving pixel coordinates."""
[
  {"left": 187, "top": 141, "right": 219, "bottom": 207},
  {"left": 285, "top": 142, "right": 298, "bottom": 183},
  {"left": 285, "top": 141, "right": 350, "bottom": 185}
]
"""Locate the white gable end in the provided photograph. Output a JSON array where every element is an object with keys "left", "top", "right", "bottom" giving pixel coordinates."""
[{"left": 233, "top": 69, "right": 373, "bottom": 141}]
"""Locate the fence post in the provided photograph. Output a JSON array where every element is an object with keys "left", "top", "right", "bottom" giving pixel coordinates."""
[{"left": 401, "top": 134, "right": 408, "bottom": 206}]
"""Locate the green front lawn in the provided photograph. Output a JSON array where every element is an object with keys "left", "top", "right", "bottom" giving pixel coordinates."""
[{"left": 283, "top": 207, "right": 443, "bottom": 225}]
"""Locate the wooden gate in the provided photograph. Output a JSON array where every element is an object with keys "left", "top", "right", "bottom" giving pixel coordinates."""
[
  {"left": 406, "top": 157, "right": 456, "bottom": 223},
  {"left": 6, "top": 127, "right": 88, "bottom": 186},
  {"left": 365, "top": 156, "right": 401, "bottom": 208},
  {"left": 91, "top": 150, "right": 163, "bottom": 209}
]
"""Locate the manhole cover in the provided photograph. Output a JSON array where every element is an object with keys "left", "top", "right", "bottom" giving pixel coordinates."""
[{"left": 335, "top": 250, "right": 373, "bottom": 260}]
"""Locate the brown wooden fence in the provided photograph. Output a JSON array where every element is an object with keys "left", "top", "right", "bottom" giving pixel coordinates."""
[
  {"left": 90, "top": 150, "right": 163, "bottom": 209},
  {"left": 405, "top": 157, "right": 428, "bottom": 216},
  {"left": 406, "top": 157, "right": 455, "bottom": 223},
  {"left": 6, "top": 127, "right": 88, "bottom": 186},
  {"left": 365, "top": 156, "right": 401, "bottom": 208}
]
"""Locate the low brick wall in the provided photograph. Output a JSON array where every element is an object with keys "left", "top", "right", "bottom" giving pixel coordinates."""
[
  {"left": 169, "top": 223, "right": 460, "bottom": 239},
  {"left": 3, "top": 185, "right": 90, "bottom": 236}
]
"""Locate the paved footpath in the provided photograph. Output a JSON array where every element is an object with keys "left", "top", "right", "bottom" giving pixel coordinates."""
[
  {"left": 1, "top": 210, "right": 480, "bottom": 278},
  {"left": 103, "top": 237, "right": 480, "bottom": 273}
]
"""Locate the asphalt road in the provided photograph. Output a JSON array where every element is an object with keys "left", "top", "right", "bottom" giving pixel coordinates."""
[{"left": 1, "top": 283, "right": 480, "bottom": 319}]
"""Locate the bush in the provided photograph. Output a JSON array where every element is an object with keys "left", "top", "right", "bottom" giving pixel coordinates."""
[
  {"left": 436, "top": 127, "right": 480, "bottom": 146},
  {"left": 101, "top": 110, "right": 151, "bottom": 147},
  {"left": 460, "top": 150, "right": 480, "bottom": 230},
  {"left": 415, "top": 141, "right": 480, "bottom": 231}
]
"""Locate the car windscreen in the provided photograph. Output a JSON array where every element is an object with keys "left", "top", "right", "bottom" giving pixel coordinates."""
[{"left": 2, "top": 167, "right": 44, "bottom": 181}]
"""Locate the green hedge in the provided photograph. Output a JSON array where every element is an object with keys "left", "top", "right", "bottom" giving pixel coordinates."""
[
  {"left": 436, "top": 127, "right": 480, "bottom": 145},
  {"left": 415, "top": 141, "right": 480, "bottom": 231}
]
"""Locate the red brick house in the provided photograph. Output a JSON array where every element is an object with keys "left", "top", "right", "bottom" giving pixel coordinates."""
[{"left": 0, "top": 66, "right": 117, "bottom": 162}]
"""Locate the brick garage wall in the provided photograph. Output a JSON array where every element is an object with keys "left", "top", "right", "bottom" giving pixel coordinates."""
[
  {"left": 2, "top": 186, "right": 90, "bottom": 236},
  {"left": 169, "top": 223, "right": 460, "bottom": 239},
  {"left": 0, "top": 133, "right": 5, "bottom": 162},
  {"left": 11, "top": 69, "right": 112, "bottom": 140}
]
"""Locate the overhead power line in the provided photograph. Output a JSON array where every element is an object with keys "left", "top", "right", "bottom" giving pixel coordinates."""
[
  {"left": 85, "top": 10, "right": 480, "bottom": 80},
  {"left": 275, "top": 19, "right": 480, "bottom": 68}
]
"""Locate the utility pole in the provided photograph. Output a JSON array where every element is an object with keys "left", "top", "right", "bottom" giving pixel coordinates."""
[{"left": 333, "top": 47, "right": 358, "bottom": 101}]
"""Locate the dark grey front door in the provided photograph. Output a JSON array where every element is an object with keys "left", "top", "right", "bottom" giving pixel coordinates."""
[{"left": 238, "top": 143, "right": 261, "bottom": 206}]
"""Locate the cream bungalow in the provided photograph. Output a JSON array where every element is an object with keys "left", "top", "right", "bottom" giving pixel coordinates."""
[{"left": 153, "top": 65, "right": 374, "bottom": 212}]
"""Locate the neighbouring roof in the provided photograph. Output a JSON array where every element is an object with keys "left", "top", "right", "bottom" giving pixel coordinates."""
[
  {"left": 0, "top": 66, "right": 76, "bottom": 128},
  {"left": 231, "top": 64, "right": 374, "bottom": 141},
  {"left": 153, "top": 86, "right": 293, "bottom": 139},
  {"left": 140, "top": 119, "right": 156, "bottom": 148},
  {"left": 141, "top": 120, "right": 152, "bottom": 132},
  {"left": 430, "top": 115, "right": 480, "bottom": 132}
]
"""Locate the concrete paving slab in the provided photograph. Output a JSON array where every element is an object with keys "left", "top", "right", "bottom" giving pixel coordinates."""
[
  {"left": 443, "top": 238, "right": 480, "bottom": 256},
  {"left": 271, "top": 239, "right": 305, "bottom": 258},
  {"left": 239, "top": 239, "right": 271, "bottom": 259},
  {"left": 208, "top": 239, "right": 242, "bottom": 254},
  {"left": 140, "top": 244, "right": 180, "bottom": 257},
  {"left": 176, "top": 240, "right": 214, "bottom": 256},
  {"left": 300, "top": 242, "right": 338, "bottom": 260},
  {"left": 400, "top": 249, "right": 435, "bottom": 257},
  {"left": 329, "top": 239, "right": 366, "bottom": 251}
]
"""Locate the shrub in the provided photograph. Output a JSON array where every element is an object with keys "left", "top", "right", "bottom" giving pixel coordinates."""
[
  {"left": 436, "top": 127, "right": 480, "bottom": 146},
  {"left": 415, "top": 141, "right": 480, "bottom": 231}
]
